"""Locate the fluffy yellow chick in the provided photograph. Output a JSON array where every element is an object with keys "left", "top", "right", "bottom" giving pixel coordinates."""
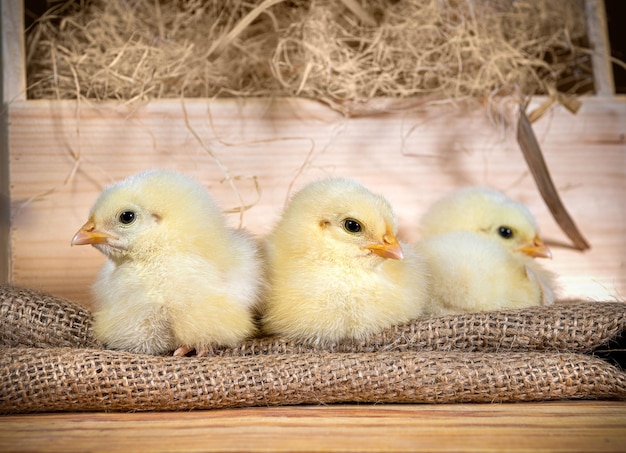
[
  {"left": 71, "top": 169, "right": 264, "bottom": 356},
  {"left": 416, "top": 187, "right": 555, "bottom": 315},
  {"left": 419, "top": 187, "right": 552, "bottom": 258},
  {"left": 261, "top": 178, "right": 428, "bottom": 344}
]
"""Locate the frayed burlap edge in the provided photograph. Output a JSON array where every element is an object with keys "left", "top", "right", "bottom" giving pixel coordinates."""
[
  {"left": 1, "top": 347, "right": 624, "bottom": 413},
  {"left": 1, "top": 285, "right": 624, "bottom": 354}
]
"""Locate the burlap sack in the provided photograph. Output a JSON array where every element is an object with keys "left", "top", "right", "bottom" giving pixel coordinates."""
[
  {"left": 0, "top": 285, "right": 99, "bottom": 349},
  {"left": 218, "top": 301, "right": 626, "bottom": 356},
  {"left": 1, "top": 284, "right": 625, "bottom": 413},
  {"left": 1, "top": 347, "right": 625, "bottom": 413},
  {"left": 2, "top": 285, "right": 624, "bottom": 355}
]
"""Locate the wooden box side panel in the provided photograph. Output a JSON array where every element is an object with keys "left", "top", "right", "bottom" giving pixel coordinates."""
[{"left": 7, "top": 97, "right": 626, "bottom": 306}]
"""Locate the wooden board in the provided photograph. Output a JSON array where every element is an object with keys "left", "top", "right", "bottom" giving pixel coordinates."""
[
  {"left": 0, "top": 0, "right": 25, "bottom": 284},
  {"left": 1, "top": 402, "right": 626, "bottom": 452},
  {"left": 7, "top": 97, "right": 626, "bottom": 306}
]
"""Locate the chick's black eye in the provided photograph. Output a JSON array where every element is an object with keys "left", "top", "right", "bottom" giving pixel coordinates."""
[
  {"left": 498, "top": 226, "right": 514, "bottom": 239},
  {"left": 343, "top": 218, "right": 362, "bottom": 233},
  {"left": 119, "top": 211, "right": 136, "bottom": 225}
]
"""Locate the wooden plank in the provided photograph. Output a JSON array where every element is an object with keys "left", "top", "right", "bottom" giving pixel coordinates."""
[
  {"left": 1, "top": 0, "right": 25, "bottom": 102},
  {"left": 585, "top": 0, "right": 616, "bottom": 95},
  {"left": 0, "top": 0, "right": 24, "bottom": 283},
  {"left": 7, "top": 97, "right": 626, "bottom": 306},
  {"left": 1, "top": 402, "right": 625, "bottom": 452},
  {"left": 0, "top": 124, "right": 9, "bottom": 284}
]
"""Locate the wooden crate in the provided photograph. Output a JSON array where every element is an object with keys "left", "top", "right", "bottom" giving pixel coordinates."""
[{"left": 2, "top": 0, "right": 624, "bottom": 307}]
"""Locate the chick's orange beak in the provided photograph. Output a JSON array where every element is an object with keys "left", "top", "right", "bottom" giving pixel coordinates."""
[
  {"left": 365, "top": 231, "right": 404, "bottom": 260},
  {"left": 517, "top": 234, "right": 552, "bottom": 259},
  {"left": 71, "top": 219, "right": 112, "bottom": 246}
]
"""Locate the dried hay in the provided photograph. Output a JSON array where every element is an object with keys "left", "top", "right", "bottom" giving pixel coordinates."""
[{"left": 26, "top": 0, "right": 593, "bottom": 112}]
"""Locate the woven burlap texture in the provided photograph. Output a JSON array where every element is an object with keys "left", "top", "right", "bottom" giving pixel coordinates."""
[
  {"left": 1, "top": 284, "right": 625, "bottom": 413},
  {"left": 0, "top": 285, "right": 98, "bottom": 349},
  {"left": 2, "top": 285, "right": 624, "bottom": 354},
  {"left": 1, "top": 347, "right": 625, "bottom": 413}
]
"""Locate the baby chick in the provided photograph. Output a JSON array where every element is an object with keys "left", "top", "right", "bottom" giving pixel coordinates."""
[
  {"left": 416, "top": 187, "right": 555, "bottom": 315},
  {"left": 261, "top": 178, "right": 428, "bottom": 344},
  {"left": 71, "top": 169, "right": 264, "bottom": 356},
  {"left": 419, "top": 187, "right": 552, "bottom": 259}
]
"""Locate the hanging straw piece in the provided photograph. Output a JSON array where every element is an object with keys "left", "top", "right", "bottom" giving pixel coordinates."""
[{"left": 517, "top": 105, "right": 591, "bottom": 250}]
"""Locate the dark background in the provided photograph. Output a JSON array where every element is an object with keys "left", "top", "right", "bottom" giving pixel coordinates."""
[{"left": 604, "top": 0, "right": 626, "bottom": 93}]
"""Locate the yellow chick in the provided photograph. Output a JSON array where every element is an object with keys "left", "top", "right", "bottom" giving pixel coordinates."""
[
  {"left": 415, "top": 187, "right": 555, "bottom": 315},
  {"left": 261, "top": 178, "right": 428, "bottom": 344},
  {"left": 419, "top": 187, "right": 552, "bottom": 258},
  {"left": 71, "top": 169, "right": 264, "bottom": 356}
]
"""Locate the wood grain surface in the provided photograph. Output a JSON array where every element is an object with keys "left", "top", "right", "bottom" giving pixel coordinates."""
[
  {"left": 1, "top": 402, "right": 625, "bottom": 452},
  {"left": 6, "top": 97, "right": 626, "bottom": 305}
]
